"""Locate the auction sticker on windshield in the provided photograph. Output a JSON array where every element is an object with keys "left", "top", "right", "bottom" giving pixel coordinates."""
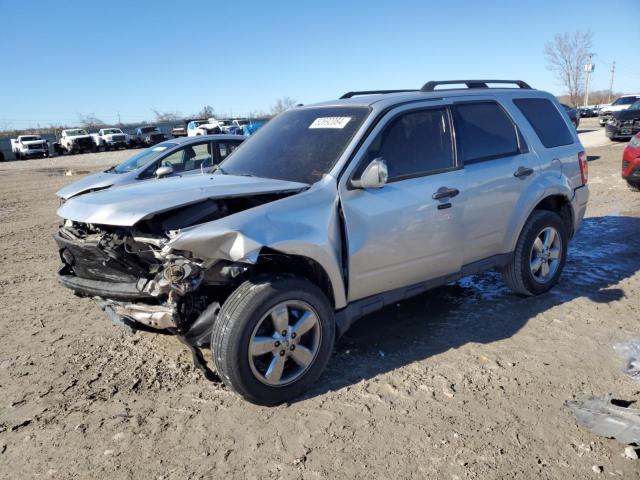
[
  {"left": 151, "top": 146, "right": 168, "bottom": 151},
  {"left": 309, "top": 117, "right": 351, "bottom": 129}
]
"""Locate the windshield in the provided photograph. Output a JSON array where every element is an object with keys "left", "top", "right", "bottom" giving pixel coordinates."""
[
  {"left": 140, "top": 127, "right": 158, "bottom": 133},
  {"left": 218, "top": 106, "right": 369, "bottom": 184},
  {"left": 67, "top": 129, "right": 87, "bottom": 136},
  {"left": 103, "top": 129, "right": 121, "bottom": 134},
  {"left": 613, "top": 96, "right": 639, "bottom": 106},
  {"left": 112, "top": 142, "right": 177, "bottom": 173},
  {"left": 21, "top": 136, "right": 40, "bottom": 141}
]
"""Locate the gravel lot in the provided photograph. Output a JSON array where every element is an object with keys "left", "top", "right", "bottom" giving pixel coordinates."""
[{"left": 1, "top": 118, "right": 639, "bottom": 479}]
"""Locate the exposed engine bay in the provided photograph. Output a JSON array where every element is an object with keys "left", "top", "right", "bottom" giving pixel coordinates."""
[{"left": 54, "top": 192, "right": 298, "bottom": 345}]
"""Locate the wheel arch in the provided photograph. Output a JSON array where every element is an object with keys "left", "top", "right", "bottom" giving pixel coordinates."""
[
  {"left": 506, "top": 185, "right": 575, "bottom": 253},
  {"left": 252, "top": 248, "right": 340, "bottom": 309}
]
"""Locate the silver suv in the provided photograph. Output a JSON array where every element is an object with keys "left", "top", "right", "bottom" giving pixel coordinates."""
[{"left": 55, "top": 79, "right": 589, "bottom": 405}]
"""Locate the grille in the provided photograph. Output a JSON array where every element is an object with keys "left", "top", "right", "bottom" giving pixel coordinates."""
[
  {"left": 150, "top": 133, "right": 164, "bottom": 142},
  {"left": 623, "top": 160, "right": 630, "bottom": 173},
  {"left": 112, "top": 134, "right": 125, "bottom": 142},
  {"left": 28, "top": 143, "right": 44, "bottom": 150}
]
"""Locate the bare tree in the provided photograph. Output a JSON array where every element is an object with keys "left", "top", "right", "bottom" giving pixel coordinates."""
[
  {"left": 197, "top": 105, "right": 215, "bottom": 119},
  {"left": 151, "top": 108, "right": 182, "bottom": 122},
  {"left": 544, "top": 30, "right": 594, "bottom": 106},
  {"left": 270, "top": 97, "right": 297, "bottom": 115},
  {"left": 77, "top": 113, "right": 105, "bottom": 130}
]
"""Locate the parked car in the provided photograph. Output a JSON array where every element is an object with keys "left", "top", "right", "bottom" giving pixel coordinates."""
[
  {"left": 131, "top": 126, "right": 167, "bottom": 147},
  {"left": 561, "top": 104, "right": 580, "bottom": 129},
  {"left": 598, "top": 95, "right": 640, "bottom": 126},
  {"left": 171, "top": 125, "right": 187, "bottom": 137},
  {"left": 606, "top": 100, "right": 640, "bottom": 141},
  {"left": 578, "top": 107, "right": 596, "bottom": 118},
  {"left": 622, "top": 133, "right": 640, "bottom": 191},
  {"left": 56, "top": 135, "right": 245, "bottom": 200},
  {"left": 54, "top": 79, "right": 588, "bottom": 405},
  {"left": 57, "top": 129, "right": 95, "bottom": 154},
  {"left": 188, "top": 118, "right": 222, "bottom": 136},
  {"left": 11, "top": 134, "right": 49, "bottom": 159},
  {"left": 91, "top": 128, "right": 130, "bottom": 151}
]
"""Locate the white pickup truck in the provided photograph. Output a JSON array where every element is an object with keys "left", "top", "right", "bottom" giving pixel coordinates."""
[
  {"left": 58, "top": 129, "right": 96, "bottom": 154},
  {"left": 11, "top": 135, "right": 49, "bottom": 159},
  {"left": 90, "top": 128, "right": 130, "bottom": 151},
  {"left": 187, "top": 118, "right": 221, "bottom": 136}
]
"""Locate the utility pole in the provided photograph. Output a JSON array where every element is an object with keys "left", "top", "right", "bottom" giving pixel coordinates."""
[
  {"left": 117, "top": 111, "right": 121, "bottom": 125},
  {"left": 608, "top": 61, "right": 616, "bottom": 103},
  {"left": 583, "top": 53, "right": 594, "bottom": 108}
]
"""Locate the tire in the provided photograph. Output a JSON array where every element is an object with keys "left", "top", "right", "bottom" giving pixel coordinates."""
[
  {"left": 212, "top": 275, "right": 335, "bottom": 405},
  {"left": 627, "top": 181, "right": 640, "bottom": 192},
  {"left": 501, "top": 210, "right": 568, "bottom": 296},
  {"left": 15, "top": 152, "right": 20, "bottom": 160}
]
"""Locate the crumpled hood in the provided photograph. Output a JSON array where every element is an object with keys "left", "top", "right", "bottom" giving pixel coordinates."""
[
  {"left": 57, "top": 174, "right": 308, "bottom": 227},
  {"left": 56, "top": 171, "right": 116, "bottom": 200},
  {"left": 612, "top": 109, "right": 640, "bottom": 121}
]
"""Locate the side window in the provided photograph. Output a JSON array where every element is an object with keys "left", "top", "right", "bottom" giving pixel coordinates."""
[
  {"left": 452, "top": 102, "right": 520, "bottom": 163},
  {"left": 183, "top": 143, "right": 213, "bottom": 171},
  {"left": 513, "top": 98, "right": 574, "bottom": 148},
  {"left": 217, "top": 141, "right": 242, "bottom": 161},
  {"left": 363, "top": 108, "right": 454, "bottom": 181}
]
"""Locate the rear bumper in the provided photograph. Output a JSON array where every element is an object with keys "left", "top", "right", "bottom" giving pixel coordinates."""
[{"left": 572, "top": 185, "right": 589, "bottom": 232}]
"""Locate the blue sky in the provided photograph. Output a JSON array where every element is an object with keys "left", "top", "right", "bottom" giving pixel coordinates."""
[{"left": 1, "top": 0, "right": 638, "bottom": 129}]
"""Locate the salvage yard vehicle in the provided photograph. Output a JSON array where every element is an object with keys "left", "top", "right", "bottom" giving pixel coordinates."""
[
  {"left": 622, "top": 133, "right": 640, "bottom": 191},
  {"left": 188, "top": 118, "right": 221, "bottom": 136},
  {"left": 606, "top": 100, "right": 640, "bottom": 141},
  {"left": 58, "top": 128, "right": 95, "bottom": 154},
  {"left": 56, "top": 135, "right": 245, "bottom": 200},
  {"left": 11, "top": 134, "right": 49, "bottom": 159},
  {"left": 171, "top": 125, "right": 187, "bottom": 137},
  {"left": 598, "top": 95, "right": 640, "bottom": 126},
  {"left": 54, "top": 79, "right": 589, "bottom": 405},
  {"left": 131, "top": 126, "right": 167, "bottom": 147},
  {"left": 91, "top": 128, "right": 129, "bottom": 151}
]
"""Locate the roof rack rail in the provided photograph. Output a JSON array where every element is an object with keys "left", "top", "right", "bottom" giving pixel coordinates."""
[
  {"left": 420, "top": 80, "right": 532, "bottom": 92},
  {"left": 340, "top": 89, "right": 418, "bottom": 99}
]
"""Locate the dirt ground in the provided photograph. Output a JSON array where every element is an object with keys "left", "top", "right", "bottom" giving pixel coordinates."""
[{"left": 1, "top": 119, "right": 639, "bottom": 479}]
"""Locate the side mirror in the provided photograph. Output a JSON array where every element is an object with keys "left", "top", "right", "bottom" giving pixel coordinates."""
[
  {"left": 155, "top": 165, "right": 173, "bottom": 178},
  {"left": 353, "top": 158, "right": 388, "bottom": 189}
]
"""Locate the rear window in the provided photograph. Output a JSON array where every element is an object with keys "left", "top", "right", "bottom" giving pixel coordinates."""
[
  {"left": 513, "top": 98, "right": 574, "bottom": 148},
  {"left": 452, "top": 102, "right": 520, "bottom": 163}
]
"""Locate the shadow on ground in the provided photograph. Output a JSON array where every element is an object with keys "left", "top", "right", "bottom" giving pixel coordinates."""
[{"left": 304, "top": 215, "right": 640, "bottom": 400}]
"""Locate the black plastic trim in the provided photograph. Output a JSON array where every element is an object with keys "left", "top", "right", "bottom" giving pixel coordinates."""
[
  {"left": 421, "top": 79, "right": 532, "bottom": 92},
  {"left": 340, "top": 89, "right": 418, "bottom": 99}
]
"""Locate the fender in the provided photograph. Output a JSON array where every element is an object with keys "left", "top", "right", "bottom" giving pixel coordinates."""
[
  {"left": 503, "top": 169, "right": 574, "bottom": 253},
  {"left": 166, "top": 177, "right": 348, "bottom": 308}
]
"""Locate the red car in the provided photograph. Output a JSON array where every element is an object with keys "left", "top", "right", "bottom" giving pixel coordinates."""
[{"left": 623, "top": 133, "right": 640, "bottom": 190}]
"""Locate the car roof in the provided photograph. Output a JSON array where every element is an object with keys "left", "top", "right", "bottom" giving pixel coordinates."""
[
  {"left": 306, "top": 87, "right": 552, "bottom": 112},
  {"left": 167, "top": 134, "right": 247, "bottom": 145}
]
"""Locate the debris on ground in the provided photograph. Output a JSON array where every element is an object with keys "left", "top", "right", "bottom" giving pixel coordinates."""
[
  {"left": 591, "top": 465, "right": 603, "bottom": 474},
  {"left": 566, "top": 395, "right": 640, "bottom": 445},
  {"left": 614, "top": 339, "right": 640, "bottom": 381},
  {"left": 624, "top": 446, "right": 638, "bottom": 460}
]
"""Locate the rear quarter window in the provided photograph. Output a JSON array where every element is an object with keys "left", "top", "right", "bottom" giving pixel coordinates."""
[
  {"left": 513, "top": 98, "right": 574, "bottom": 148},
  {"left": 452, "top": 102, "right": 521, "bottom": 163}
]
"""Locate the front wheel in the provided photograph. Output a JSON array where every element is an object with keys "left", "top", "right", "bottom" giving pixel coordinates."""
[
  {"left": 212, "top": 276, "right": 335, "bottom": 405},
  {"left": 627, "top": 180, "right": 640, "bottom": 192},
  {"left": 501, "top": 210, "right": 568, "bottom": 296}
]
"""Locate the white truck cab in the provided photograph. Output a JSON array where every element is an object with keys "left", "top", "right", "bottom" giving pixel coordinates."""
[{"left": 11, "top": 135, "right": 49, "bottom": 160}]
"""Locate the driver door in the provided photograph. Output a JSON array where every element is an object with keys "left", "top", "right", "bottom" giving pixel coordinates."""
[{"left": 338, "top": 102, "right": 466, "bottom": 302}]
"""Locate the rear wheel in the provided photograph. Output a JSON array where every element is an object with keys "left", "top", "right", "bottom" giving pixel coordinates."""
[
  {"left": 212, "top": 276, "right": 335, "bottom": 405},
  {"left": 502, "top": 210, "right": 568, "bottom": 296},
  {"left": 627, "top": 180, "right": 640, "bottom": 192}
]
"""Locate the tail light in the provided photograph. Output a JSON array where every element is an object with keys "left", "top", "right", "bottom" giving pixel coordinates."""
[{"left": 578, "top": 151, "right": 588, "bottom": 185}]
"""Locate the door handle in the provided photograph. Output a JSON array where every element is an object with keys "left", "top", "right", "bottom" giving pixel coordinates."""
[
  {"left": 432, "top": 187, "right": 460, "bottom": 200},
  {"left": 513, "top": 166, "right": 534, "bottom": 178}
]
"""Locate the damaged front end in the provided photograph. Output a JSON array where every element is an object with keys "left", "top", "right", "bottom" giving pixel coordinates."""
[{"left": 54, "top": 198, "right": 270, "bottom": 344}]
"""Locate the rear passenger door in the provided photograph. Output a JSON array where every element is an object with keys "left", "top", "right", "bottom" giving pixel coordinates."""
[{"left": 453, "top": 100, "right": 537, "bottom": 264}]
